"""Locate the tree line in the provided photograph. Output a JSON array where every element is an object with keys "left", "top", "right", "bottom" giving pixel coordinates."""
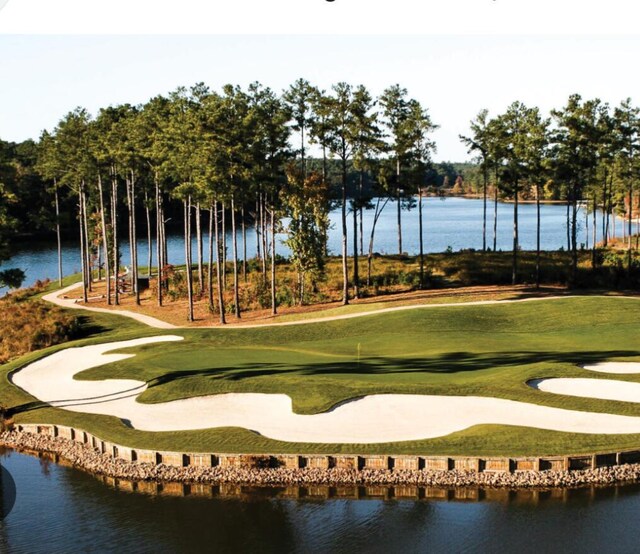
[
  {"left": 1, "top": 82, "right": 639, "bottom": 316},
  {"left": 19, "top": 80, "right": 436, "bottom": 320},
  {"left": 460, "top": 96, "right": 640, "bottom": 287}
]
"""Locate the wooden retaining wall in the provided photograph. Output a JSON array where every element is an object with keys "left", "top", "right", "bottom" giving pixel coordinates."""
[{"left": 11, "top": 423, "right": 636, "bottom": 474}]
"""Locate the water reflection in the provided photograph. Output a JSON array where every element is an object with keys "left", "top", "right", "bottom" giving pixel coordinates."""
[{"left": 2, "top": 448, "right": 640, "bottom": 553}]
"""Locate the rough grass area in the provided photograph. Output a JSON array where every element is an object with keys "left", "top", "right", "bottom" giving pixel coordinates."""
[
  {"left": 5, "top": 295, "right": 640, "bottom": 456},
  {"left": 0, "top": 285, "right": 81, "bottom": 364}
]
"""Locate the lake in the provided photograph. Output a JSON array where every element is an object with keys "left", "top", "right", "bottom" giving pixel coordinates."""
[
  {"left": 2, "top": 197, "right": 623, "bottom": 290},
  {"left": 1, "top": 449, "right": 640, "bottom": 553}
]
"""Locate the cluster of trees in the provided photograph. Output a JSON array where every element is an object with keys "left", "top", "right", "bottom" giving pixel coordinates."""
[
  {"left": 460, "top": 96, "right": 640, "bottom": 286},
  {"left": 27, "top": 79, "right": 436, "bottom": 321},
  {"left": 2, "top": 82, "right": 640, "bottom": 316}
]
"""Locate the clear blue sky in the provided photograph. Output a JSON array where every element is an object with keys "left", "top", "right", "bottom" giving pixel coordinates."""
[{"left": 1, "top": 35, "right": 638, "bottom": 161}]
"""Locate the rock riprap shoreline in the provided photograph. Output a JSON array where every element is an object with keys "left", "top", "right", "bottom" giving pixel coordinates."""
[{"left": 4, "top": 430, "right": 640, "bottom": 490}]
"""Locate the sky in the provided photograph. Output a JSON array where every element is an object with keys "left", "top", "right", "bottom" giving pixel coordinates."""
[{"left": 1, "top": 35, "right": 639, "bottom": 162}]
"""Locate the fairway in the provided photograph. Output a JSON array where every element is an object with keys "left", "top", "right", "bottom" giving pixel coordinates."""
[{"left": 7, "top": 295, "right": 640, "bottom": 455}]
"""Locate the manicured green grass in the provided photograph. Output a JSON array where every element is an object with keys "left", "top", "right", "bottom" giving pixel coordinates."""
[{"left": 6, "top": 295, "right": 640, "bottom": 456}]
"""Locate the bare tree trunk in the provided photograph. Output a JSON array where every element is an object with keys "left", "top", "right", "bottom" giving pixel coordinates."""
[
  {"left": 628, "top": 186, "right": 633, "bottom": 274},
  {"left": 242, "top": 206, "right": 247, "bottom": 283},
  {"left": 208, "top": 205, "right": 214, "bottom": 313},
  {"left": 261, "top": 192, "right": 268, "bottom": 280},
  {"left": 585, "top": 200, "right": 589, "bottom": 250},
  {"left": 78, "top": 183, "right": 88, "bottom": 303},
  {"left": 536, "top": 182, "right": 540, "bottom": 289},
  {"left": 97, "top": 174, "right": 111, "bottom": 304},
  {"left": 592, "top": 194, "right": 597, "bottom": 268},
  {"left": 81, "top": 186, "right": 92, "bottom": 293},
  {"left": 213, "top": 200, "right": 226, "bottom": 324},
  {"left": 221, "top": 206, "right": 227, "bottom": 288},
  {"left": 53, "top": 178, "right": 63, "bottom": 287},
  {"left": 602, "top": 170, "right": 609, "bottom": 246},
  {"left": 571, "top": 184, "right": 578, "bottom": 283},
  {"left": 154, "top": 172, "right": 163, "bottom": 307},
  {"left": 367, "top": 197, "right": 390, "bottom": 286},
  {"left": 482, "top": 165, "right": 488, "bottom": 251},
  {"left": 352, "top": 198, "right": 359, "bottom": 299},
  {"left": 145, "top": 190, "right": 152, "bottom": 279},
  {"left": 418, "top": 189, "right": 425, "bottom": 289},
  {"left": 271, "top": 199, "right": 277, "bottom": 316},
  {"left": 493, "top": 172, "right": 498, "bottom": 252},
  {"left": 127, "top": 170, "right": 140, "bottom": 305},
  {"left": 512, "top": 179, "right": 519, "bottom": 285},
  {"left": 111, "top": 170, "right": 119, "bottom": 306},
  {"left": 396, "top": 158, "right": 402, "bottom": 255},
  {"left": 341, "top": 159, "right": 349, "bottom": 305},
  {"left": 184, "top": 197, "right": 194, "bottom": 322},
  {"left": 566, "top": 200, "right": 571, "bottom": 251},
  {"left": 231, "top": 195, "right": 240, "bottom": 318},
  {"left": 255, "top": 197, "right": 261, "bottom": 261},
  {"left": 196, "top": 202, "right": 204, "bottom": 296},
  {"left": 359, "top": 171, "right": 364, "bottom": 256}
]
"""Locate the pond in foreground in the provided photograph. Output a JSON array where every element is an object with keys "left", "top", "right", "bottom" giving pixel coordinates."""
[{"left": 1, "top": 449, "right": 639, "bottom": 553}]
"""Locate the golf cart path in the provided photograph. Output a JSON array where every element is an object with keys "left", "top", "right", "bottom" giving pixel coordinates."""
[{"left": 44, "top": 282, "right": 633, "bottom": 330}]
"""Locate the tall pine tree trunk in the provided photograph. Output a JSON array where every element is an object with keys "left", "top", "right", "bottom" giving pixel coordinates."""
[
  {"left": 571, "top": 184, "right": 578, "bottom": 283},
  {"left": 196, "top": 202, "right": 204, "bottom": 296},
  {"left": 213, "top": 200, "right": 226, "bottom": 324},
  {"left": 97, "top": 174, "right": 111, "bottom": 305},
  {"left": 81, "top": 186, "right": 92, "bottom": 294},
  {"left": 111, "top": 170, "right": 119, "bottom": 306},
  {"left": 242, "top": 206, "right": 247, "bottom": 283},
  {"left": 184, "top": 197, "right": 194, "bottom": 322},
  {"left": 512, "top": 180, "right": 519, "bottom": 285},
  {"left": 535, "top": 181, "right": 541, "bottom": 289},
  {"left": 592, "top": 194, "right": 597, "bottom": 268},
  {"left": 418, "top": 189, "right": 425, "bottom": 289},
  {"left": 493, "top": 170, "right": 498, "bottom": 252},
  {"left": 271, "top": 199, "right": 277, "bottom": 316},
  {"left": 208, "top": 205, "right": 214, "bottom": 313},
  {"left": 367, "top": 197, "right": 390, "bottom": 286},
  {"left": 221, "top": 207, "right": 227, "bottom": 289},
  {"left": 155, "top": 172, "right": 163, "bottom": 307},
  {"left": 396, "top": 158, "right": 402, "bottom": 255},
  {"left": 261, "top": 193, "right": 268, "bottom": 280},
  {"left": 352, "top": 199, "right": 359, "bottom": 300},
  {"left": 255, "top": 197, "right": 262, "bottom": 261},
  {"left": 628, "top": 186, "right": 633, "bottom": 274},
  {"left": 54, "top": 178, "right": 63, "bottom": 287},
  {"left": 78, "top": 183, "right": 88, "bottom": 303},
  {"left": 231, "top": 195, "right": 240, "bottom": 319},
  {"left": 145, "top": 191, "right": 152, "bottom": 279},
  {"left": 341, "top": 158, "right": 349, "bottom": 305},
  {"left": 482, "top": 165, "right": 488, "bottom": 252}
]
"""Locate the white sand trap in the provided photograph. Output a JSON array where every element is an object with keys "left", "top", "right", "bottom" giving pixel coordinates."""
[
  {"left": 531, "top": 377, "right": 640, "bottom": 403},
  {"left": 12, "top": 336, "right": 640, "bottom": 443},
  {"left": 582, "top": 362, "right": 640, "bottom": 374}
]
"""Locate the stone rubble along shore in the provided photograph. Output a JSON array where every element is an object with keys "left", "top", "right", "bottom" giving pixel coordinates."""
[{"left": 3, "top": 430, "right": 640, "bottom": 490}]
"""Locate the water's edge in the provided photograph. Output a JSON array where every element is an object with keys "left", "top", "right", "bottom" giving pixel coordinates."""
[{"left": 5, "top": 426, "right": 640, "bottom": 493}]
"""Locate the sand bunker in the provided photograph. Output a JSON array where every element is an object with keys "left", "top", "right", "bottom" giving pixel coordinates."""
[
  {"left": 11, "top": 336, "right": 640, "bottom": 443},
  {"left": 582, "top": 362, "right": 640, "bottom": 374},
  {"left": 531, "top": 377, "right": 640, "bottom": 403}
]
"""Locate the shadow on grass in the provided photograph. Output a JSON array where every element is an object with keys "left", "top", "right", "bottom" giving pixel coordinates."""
[
  {"left": 145, "top": 348, "right": 640, "bottom": 386},
  {"left": 8, "top": 349, "right": 639, "bottom": 418}
]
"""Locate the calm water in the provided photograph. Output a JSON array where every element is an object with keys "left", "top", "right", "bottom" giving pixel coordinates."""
[
  {"left": 2, "top": 197, "right": 623, "bottom": 290},
  {"left": 2, "top": 449, "right": 640, "bottom": 553}
]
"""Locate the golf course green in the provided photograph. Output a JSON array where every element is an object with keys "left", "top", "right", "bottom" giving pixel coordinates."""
[{"left": 6, "top": 294, "right": 640, "bottom": 456}]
